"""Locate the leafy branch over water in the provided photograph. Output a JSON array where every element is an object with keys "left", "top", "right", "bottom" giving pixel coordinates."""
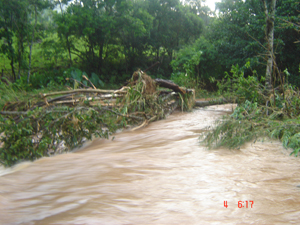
[{"left": 201, "top": 65, "right": 300, "bottom": 156}]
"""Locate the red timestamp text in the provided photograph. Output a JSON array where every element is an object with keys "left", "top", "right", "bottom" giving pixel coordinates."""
[
  {"left": 224, "top": 200, "right": 254, "bottom": 208},
  {"left": 238, "top": 200, "right": 254, "bottom": 208}
]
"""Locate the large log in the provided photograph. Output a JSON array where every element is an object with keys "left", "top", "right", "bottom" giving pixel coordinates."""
[
  {"left": 154, "top": 79, "right": 186, "bottom": 94},
  {"left": 41, "top": 88, "right": 127, "bottom": 98},
  {"left": 194, "top": 98, "right": 235, "bottom": 107}
]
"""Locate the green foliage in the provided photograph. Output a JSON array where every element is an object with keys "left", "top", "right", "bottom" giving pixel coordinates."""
[
  {"left": 0, "top": 0, "right": 53, "bottom": 81},
  {"left": 171, "top": 43, "right": 202, "bottom": 84},
  {"left": 90, "top": 73, "right": 104, "bottom": 88},
  {"left": 171, "top": 72, "right": 197, "bottom": 88},
  {"left": 63, "top": 68, "right": 105, "bottom": 89},
  {"left": 209, "top": 0, "right": 266, "bottom": 75},
  {"left": 275, "top": 0, "right": 300, "bottom": 85},
  {"left": 201, "top": 100, "right": 300, "bottom": 156},
  {"left": 0, "top": 78, "right": 26, "bottom": 109},
  {"left": 27, "top": 66, "right": 105, "bottom": 90},
  {"left": 40, "top": 36, "right": 66, "bottom": 67},
  {"left": 217, "top": 64, "right": 265, "bottom": 104},
  {"left": 50, "top": 0, "right": 204, "bottom": 79},
  {"left": 201, "top": 62, "right": 300, "bottom": 156},
  {"left": 201, "top": 0, "right": 300, "bottom": 87},
  {"left": 171, "top": 37, "right": 220, "bottom": 89},
  {"left": 0, "top": 106, "right": 116, "bottom": 166},
  {"left": 1, "top": 0, "right": 299, "bottom": 88}
]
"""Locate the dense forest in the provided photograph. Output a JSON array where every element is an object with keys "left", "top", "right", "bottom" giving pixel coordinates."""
[
  {"left": 0, "top": 0, "right": 300, "bottom": 166},
  {"left": 1, "top": 0, "right": 299, "bottom": 88}
]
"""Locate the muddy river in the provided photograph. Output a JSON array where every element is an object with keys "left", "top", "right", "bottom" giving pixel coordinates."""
[{"left": 0, "top": 104, "right": 300, "bottom": 225}]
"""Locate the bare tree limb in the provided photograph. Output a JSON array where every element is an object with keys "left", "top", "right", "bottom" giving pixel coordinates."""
[
  {"left": 0, "top": 111, "right": 28, "bottom": 115},
  {"left": 41, "top": 89, "right": 126, "bottom": 98}
]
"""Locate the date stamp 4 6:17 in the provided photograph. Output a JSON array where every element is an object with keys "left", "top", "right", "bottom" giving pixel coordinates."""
[{"left": 224, "top": 201, "right": 254, "bottom": 208}]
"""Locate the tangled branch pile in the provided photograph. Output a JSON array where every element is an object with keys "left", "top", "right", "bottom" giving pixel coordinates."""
[{"left": 0, "top": 70, "right": 194, "bottom": 166}]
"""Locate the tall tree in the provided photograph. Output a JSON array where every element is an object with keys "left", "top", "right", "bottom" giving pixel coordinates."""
[
  {"left": 26, "top": 0, "right": 52, "bottom": 83},
  {"left": 53, "top": 0, "right": 73, "bottom": 66},
  {"left": 115, "top": 0, "right": 154, "bottom": 72},
  {"left": 210, "top": 0, "right": 265, "bottom": 74},
  {"left": 262, "top": 0, "right": 276, "bottom": 91},
  {"left": 27, "top": 1, "right": 38, "bottom": 83},
  {"left": 56, "top": 0, "right": 117, "bottom": 75},
  {"left": 0, "top": 0, "right": 24, "bottom": 81},
  {"left": 148, "top": 0, "right": 203, "bottom": 75},
  {"left": 210, "top": 0, "right": 300, "bottom": 85},
  {"left": 0, "top": 0, "right": 51, "bottom": 82},
  {"left": 275, "top": 0, "right": 300, "bottom": 85}
]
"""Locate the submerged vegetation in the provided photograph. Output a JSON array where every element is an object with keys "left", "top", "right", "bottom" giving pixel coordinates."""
[{"left": 201, "top": 64, "right": 300, "bottom": 156}]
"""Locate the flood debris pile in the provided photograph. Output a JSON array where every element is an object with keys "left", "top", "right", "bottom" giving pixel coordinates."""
[{"left": 0, "top": 70, "right": 194, "bottom": 166}]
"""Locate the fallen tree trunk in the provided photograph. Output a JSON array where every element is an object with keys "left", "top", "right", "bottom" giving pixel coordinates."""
[
  {"left": 155, "top": 79, "right": 187, "bottom": 94},
  {"left": 194, "top": 98, "right": 235, "bottom": 107},
  {"left": 41, "top": 89, "right": 127, "bottom": 98}
]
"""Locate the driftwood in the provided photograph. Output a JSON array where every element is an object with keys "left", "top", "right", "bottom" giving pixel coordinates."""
[
  {"left": 194, "top": 98, "right": 235, "bottom": 107},
  {"left": 0, "top": 111, "right": 28, "bottom": 115},
  {"left": 83, "top": 75, "right": 97, "bottom": 89},
  {"left": 155, "top": 79, "right": 186, "bottom": 94},
  {"left": 41, "top": 89, "right": 126, "bottom": 98},
  {"left": 65, "top": 78, "right": 90, "bottom": 88},
  {"left": 30, "top": 94, "right": 75, "bottom": 109}
]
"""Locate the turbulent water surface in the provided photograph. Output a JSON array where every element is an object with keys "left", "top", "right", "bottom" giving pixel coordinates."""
[{"left": 1, "top": 104, "right": 300, "bottom": 225}]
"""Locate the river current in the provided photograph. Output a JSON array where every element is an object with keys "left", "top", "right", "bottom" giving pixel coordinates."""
[{"left": 0, "top": 104, "right": 300, "bottom": 224}]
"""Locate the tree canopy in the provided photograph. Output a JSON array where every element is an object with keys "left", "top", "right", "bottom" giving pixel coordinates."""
[{"left": 0, "top": 0, "right": 299, "bottom": 87}]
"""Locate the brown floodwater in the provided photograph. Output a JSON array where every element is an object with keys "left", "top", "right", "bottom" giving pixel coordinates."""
[{"left": 0, "top": 104, "right": 300, "bottom": 225}]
